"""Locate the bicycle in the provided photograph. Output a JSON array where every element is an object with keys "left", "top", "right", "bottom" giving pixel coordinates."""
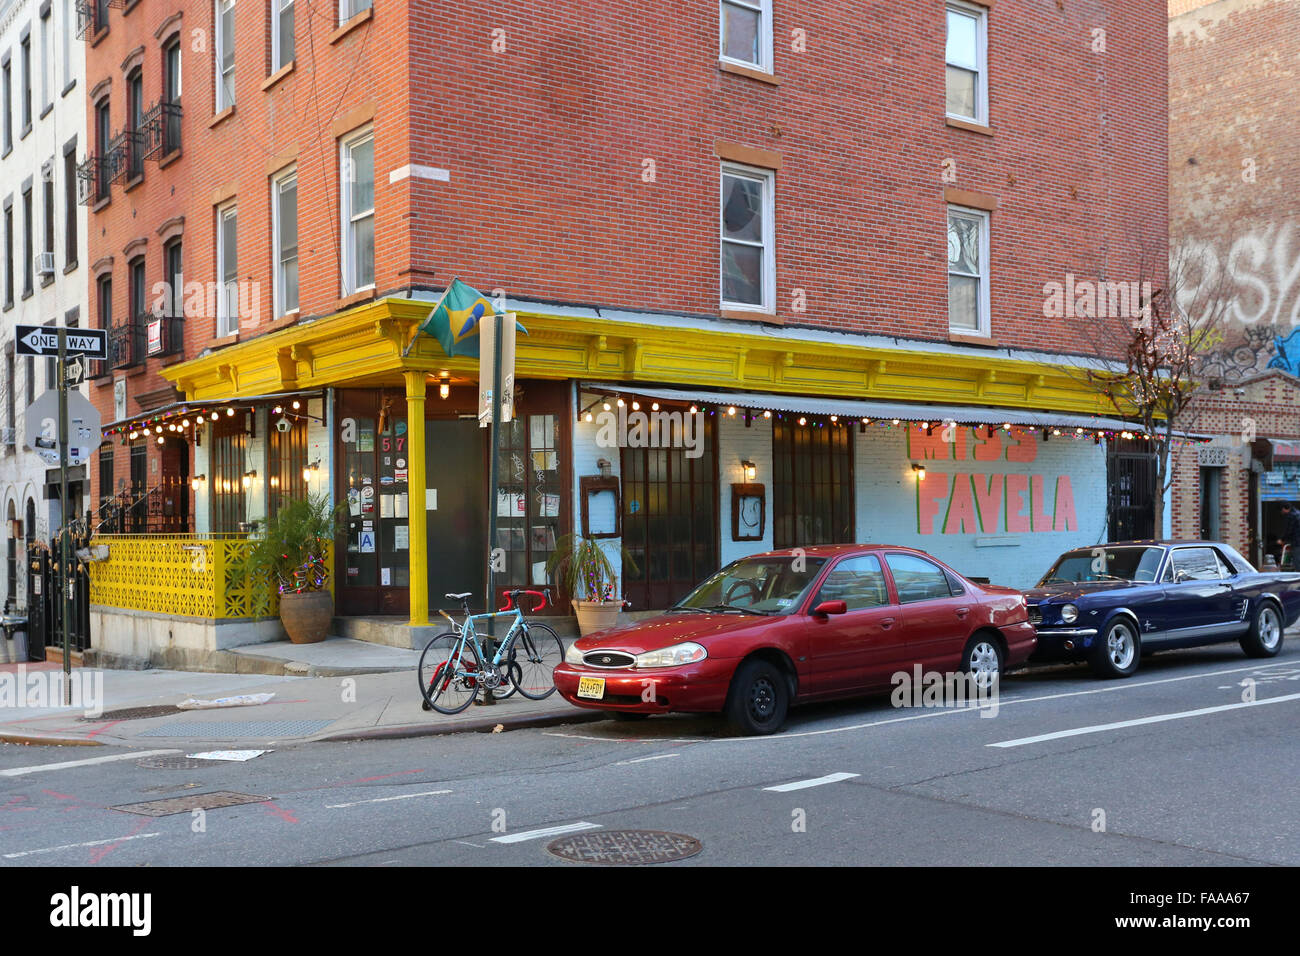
[{"left": 418, "top": 588, "right": 566, "bottom": 714}]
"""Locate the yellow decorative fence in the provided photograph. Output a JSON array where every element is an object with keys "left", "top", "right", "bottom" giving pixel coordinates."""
[{"left": 88, "top": 535, "right": 335, "bottom": 620}]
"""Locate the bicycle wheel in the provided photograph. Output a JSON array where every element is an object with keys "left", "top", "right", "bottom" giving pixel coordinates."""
[
  {"left": 510, "top": 623, "right": 565, "bottom": 700},
  {"left": 418, "top": 633, "right": 479, "bottom": 714}
]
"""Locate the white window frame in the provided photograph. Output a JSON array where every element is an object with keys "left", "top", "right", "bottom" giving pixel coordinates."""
[
  {"left": 338, "top": 0, "right": 371, "bottom": 25},
  {"left": 719, "top": 162, "right": 776, "bottom": 314},
  {"left": 39, "top": 9, "right": 50, "bottom": 112},
  {"left": 719, "top": 0, "right": 772, "bottom": 73},
  {"left": 61, "top": 0, "right": 71, "bottom": 90},
  {"left": 339, "top": 127, "right": 374, "bottom": 296},
  {"left": 945, "top": 1, "right": 988, "bottom": 124},
  {"left": 215, "top": 0, "right": 236, "bottom": 112},
  {"left": 271, "top": 167, "right": 298, "bottom": 317},
  {"left": 946, "top": 204, "right": 991, "bottom": 337},
  {"left": 215, "top": 202, "right": 238, "bottom": 337},
  {"left": 272, "top": 0, "right": 294, "bottom": 72}
]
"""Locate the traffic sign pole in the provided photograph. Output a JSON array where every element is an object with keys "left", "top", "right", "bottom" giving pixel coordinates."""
[{"left": 57, "top": 328, "right": 72, "bottom": 705}]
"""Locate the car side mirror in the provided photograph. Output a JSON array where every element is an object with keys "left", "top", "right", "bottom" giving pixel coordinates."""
[{"left": 812, "top": 600, "right": 847, "bottom": 617}]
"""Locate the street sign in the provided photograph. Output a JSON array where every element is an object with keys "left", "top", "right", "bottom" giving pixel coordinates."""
[
  {"left": 24, "top": 390, "right": 103, "bottom": 467},
  {"left": 478, "top": 313, "right": 517, "bottom": 427},
  {"left": 15, "top": 325, "right": 108, "bottom": 359}
]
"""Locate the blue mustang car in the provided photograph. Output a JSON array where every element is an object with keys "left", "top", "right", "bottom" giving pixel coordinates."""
[{"left": 1025, "top": 540, "right": 1300, "bottom": 678}]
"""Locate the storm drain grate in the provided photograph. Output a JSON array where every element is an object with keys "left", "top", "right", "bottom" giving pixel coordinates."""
[
  {"left": 112, "top": 791, "right": 271, "bottom": 816},
  {"left": 136, "top": 719, "right": 333, "bottom": 738},
  {"left": 81, "top": 705, "right": 182, "bottom": 722},
  {"left": 136, "top": 755, "right": 223, "bottom": 770},
  {"left": 546, "top": 830, "right": 702, "bottom": 865}
]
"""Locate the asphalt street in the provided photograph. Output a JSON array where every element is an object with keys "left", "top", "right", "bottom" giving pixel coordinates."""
[{"left": 1, "top": 644, "right": 1296, "bottom": 867}]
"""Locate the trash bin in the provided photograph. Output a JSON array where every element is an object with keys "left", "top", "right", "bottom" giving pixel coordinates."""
[{"left": 11, "top": 626, "right": 27, "bottom": 662}]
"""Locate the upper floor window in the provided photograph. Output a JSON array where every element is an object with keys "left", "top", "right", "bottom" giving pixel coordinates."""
[
  {"left": 215, "top": 0, "right": 236, "bottom": 112},
  {"left": 21, "top": 187, "right": 33, "bottom": 296},
  {"left": 2, "top": 201, "right": 12, "bottom": 307},
  {"left": 19, "top": 34, "right": 31, "bottom": 132},
  {"left": 126, "top": 68, "right": 144, "bottom": 180},
  {"left": 39, "top": 7, "right": 51, "bottom": 113},
  {"left": 272, "top": 168, "right": 298, "bottom": 315},
  {"left": 94, "top": 98, "right": 111, "bottom": 200},
  {"left": 946, "top": 1, "right": 988, "bottom": 124},
  {"left": 61, "top": 0, "right": 71, "bottom": 89},
  {"left": 340, "top": 129, "right": 374, "bottom": 295},
  {"left": 947, "top": 205, "right": 989, "bottom": 336},
  {"left": 97, "top": 272, "right": 112, "bottom": 331},
  {"left": 163, "top": 38, "right": 182, "bottom": 103},
  {"left": 720, "top": 164, "right": 775, "bottom": 312},
  {"left": 62, "top": 144, "right": 77, "bottom": 266},
  {"left": 720, "top": 0, "right": 772, "bottom": 72},
  {"left": 163, "top": 237, "right": 183, "bottom": 319},
  {"left": 2, "top": 60, "right": 11, "bottom": 152},
  {"left": 216, "top": 203, "right": 238, "bottom": 336},
  {"left": 340, "top": 0, "right": 371, "bottom": 23},
  {"left": 273, "top": 0, "right": 294, "bottom": 71}
]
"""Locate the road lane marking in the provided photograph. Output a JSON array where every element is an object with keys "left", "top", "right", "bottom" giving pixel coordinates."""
[
  {"left": 763, "top": 772, "right": 860, "bottom": 792},
  {"left": 490, "top": 822, "right": 601, "bottom": 844},
  {"left": 988, "top": 692, "right": 1300, "bottom": 748},
  {"left": 615, "top": 753, "right": 680, "bottom": 765},
  {"left": 3, "top": 832, "right": 161, "bottom": 859},
  {"left": 0, "top": 750, "right": 180, "bottom": 777},
  {"left": 326, "top": 790, "right": 451, "bottom": 809}
]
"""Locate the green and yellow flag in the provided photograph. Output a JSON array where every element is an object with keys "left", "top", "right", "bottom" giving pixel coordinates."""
[{"left": 411, "top": 278, "right": 526, "bottom": 358}]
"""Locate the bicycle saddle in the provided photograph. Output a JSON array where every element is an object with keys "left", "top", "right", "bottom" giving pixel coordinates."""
[{"left": 445, "top": 592, "right": 472, "bottom": 600}]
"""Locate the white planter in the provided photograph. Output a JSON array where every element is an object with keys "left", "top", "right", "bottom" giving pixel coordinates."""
[{"left": 572, "top": 599, "right": 622, "bottom": 637}]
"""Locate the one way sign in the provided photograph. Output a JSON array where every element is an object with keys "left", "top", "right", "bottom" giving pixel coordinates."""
[{"left": 16, "top": 325, "right": 108, "bottom": 359}]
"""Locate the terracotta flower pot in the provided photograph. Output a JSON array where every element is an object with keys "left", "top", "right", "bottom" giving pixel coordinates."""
[
  {"left": 279, "top": 590, "right": 333, "bottom": 644},
  {"left": 573, "top": 599, "right": 622, "bottom": 637}
]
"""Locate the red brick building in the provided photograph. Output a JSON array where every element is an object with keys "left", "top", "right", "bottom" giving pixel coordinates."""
[{"left": 81, "top": 1, "right": 1171, "bottom": 660}]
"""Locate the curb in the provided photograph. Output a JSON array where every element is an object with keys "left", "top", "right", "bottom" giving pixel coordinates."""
[
  {"left": 0, "top": 732, "right": 104, "bottom": 747},
  {"left": 322, "top": 709, "right": 608, "bottom": 742}
]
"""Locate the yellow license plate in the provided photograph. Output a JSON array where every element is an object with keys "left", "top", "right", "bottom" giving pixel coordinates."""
[{"left": 577, "top": 677, "right": 606, "bottom": 700}]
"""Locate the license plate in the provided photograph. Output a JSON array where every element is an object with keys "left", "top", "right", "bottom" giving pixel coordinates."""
[{"left": 576, "top": 677, "right": 606, "bottom": 700}]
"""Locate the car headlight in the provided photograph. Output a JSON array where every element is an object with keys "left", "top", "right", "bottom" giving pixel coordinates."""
[
  {"left": 1061, "top": 604, "right": 1079, "bottom": 624},
  {"left": 564, "top": 642, "right": 585, "bottom": 666},
  {"left": 634, "top": 642, "right": 708, "bottom": 668}
]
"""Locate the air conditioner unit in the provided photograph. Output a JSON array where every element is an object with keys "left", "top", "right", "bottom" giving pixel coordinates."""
[
  {"left": 0, "top": 427, "right": 15, "bottom": 447},
  {"left": 35, "top": 252, "right": 55, "bottom": 277}
]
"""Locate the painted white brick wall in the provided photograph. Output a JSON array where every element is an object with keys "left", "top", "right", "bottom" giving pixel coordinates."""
[
  {"left": 245, "top": 409, "right": 268, "bottom": 525},
  {"left": 572, "top": 410, "right": 623, "bottom": 594},
  {"left": 719, "top": 413, "right": 773, "bottom": 565},
  {"left": 304, "top": 397, "right": 330, "bottom": 504},
  {"left": 194, "top": 429, "right": 210, "bottom": 534}
]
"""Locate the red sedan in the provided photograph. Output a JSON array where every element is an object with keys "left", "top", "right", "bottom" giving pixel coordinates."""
[{"left": 553, "top": 544, "right": 1036, "bottom": 735}]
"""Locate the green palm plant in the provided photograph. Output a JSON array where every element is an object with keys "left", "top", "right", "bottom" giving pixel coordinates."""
[
  {"left": 237, "top": 494, "right": 347, "bottom": 595},
  {"left": 545, "top": 533, "right": 638, "bottom": 602}
]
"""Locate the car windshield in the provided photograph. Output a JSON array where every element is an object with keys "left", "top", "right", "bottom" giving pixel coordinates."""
[
  {"left": 673, "top": 556, "right": 829, "bottom": 615},
  {"left": 1039, "top": 546, "right": 1165, "bottom": 585}
]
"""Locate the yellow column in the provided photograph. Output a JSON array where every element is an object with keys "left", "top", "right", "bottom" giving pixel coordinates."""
[{"left": 404, "top": 371, "right": 429, "bottom": 626}]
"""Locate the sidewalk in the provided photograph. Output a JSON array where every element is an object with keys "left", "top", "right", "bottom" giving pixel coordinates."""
[{"left": 0, "top": 652, "right": 603, "bottom": 750}]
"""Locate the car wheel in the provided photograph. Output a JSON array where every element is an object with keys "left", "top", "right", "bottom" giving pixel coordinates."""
[
  {"left": 724, "top": 659, "right": 789, "bottom": 736},
  {"left": 958, "top": 633, "right": 1004, "bottom": 691},
  {"left": 1089, "top": 618, "right": 1140, "bottom": 678},
  {"left": 1241, "top": 600, "right": 1284, "bottom": 658},
  {"left": 610, "top": 711, "right": 650, "bottom": 722}
]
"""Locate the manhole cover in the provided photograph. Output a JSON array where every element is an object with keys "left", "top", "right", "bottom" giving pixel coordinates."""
[
  {"left": 136, "top": 755, "right": 223, "bottom": 770},
  {"left": 112, "top": 791, "right": 271, "bottom": 817},
  {"left": 546, "top": 830, "right": 702, "bottom": 865},
  {"left": 81, "top": 705, "right": 181, "bottom": 722}
]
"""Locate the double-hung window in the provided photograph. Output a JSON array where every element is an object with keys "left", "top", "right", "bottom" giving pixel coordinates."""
[
  {"left": 216, "top": 203, "right": 238, "bottom": 336},
  {"left": 272, "top": 0, "right": 294, "bottom": 71},
  {"left": 340, "top": 0, "right": 371, "bottom": 23},
  {"left": 340, "top": 129, "right": 374, "bottom": 294},
  {"left": 945, "top": 2, "right": 988, "bottom": 124},
  {"left": 21, "top": 186, "right": 32, "bottom": 296},
  {"left": 947, "top": 205, "right": 990, "bottom": 335},
  {"left": 720, "top": 164, "right": 775, "bottom": 313},
  {"left": 215, "top": 0, "right": 236, "bottom": 111},
  {"left": 272, "top": 168, "right": 298, "bottom": 315},
  {"left": 2, "top": 59, "right": 11, "bottom": 152},
  {"left": 720, "top": 0, "right": 772, "bottom": 73},
  {"left": 39, "top": 8, "right": 50, "bottom": 113},
  {"left": 19, "top": 34, "right": 30, "bottom": 133}
]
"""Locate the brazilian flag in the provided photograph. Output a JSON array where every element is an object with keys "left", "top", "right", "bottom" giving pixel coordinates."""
[{"left": 415, "top": 278, "right": 526, "bottom": 358}]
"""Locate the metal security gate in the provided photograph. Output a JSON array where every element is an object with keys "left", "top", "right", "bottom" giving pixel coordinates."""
[
  {"left": 1107, "top": 439, "right": 1157, "bottom": 542},
  {"left": 25, "top": 541, "right": 91, "bottom": 660}
]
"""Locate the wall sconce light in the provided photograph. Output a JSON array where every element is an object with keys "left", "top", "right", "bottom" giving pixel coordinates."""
[
  {"left": 273, "top": 405, "right": 283, "bottom": 415},
  {"left": 242, "top": 469, "right": 257, "bottom": 489},
  {"left": 191, "top": 474, "right": 206, "bottom": 491},
  {"left": 439, "top": 371, "right": 450, "bottom": 400},
  {"left": 912, "top": 463, "right": 926, "bottom": 481},
  {"left": 303, "top": 460, "right": 320, "bottom": 483},
  {"left": 292, "top": 400, "right": 301, "bottom": 410},
  {"left": 226, "top": 407, "right": 236, "bottom": 417},
  {"left": 741, "top": 459, "right": 757, "bottom": 482},
  {"left": 596, "top": 458, "right": 612, "bottom": 479}
]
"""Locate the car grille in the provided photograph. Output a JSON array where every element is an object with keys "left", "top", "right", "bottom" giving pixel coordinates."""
[
  {"left": 582, "top": 650, "right": 636, "bottom": 668},
  {"left": 1028, "top": 606, "right": 1043, "bottom": 625}
]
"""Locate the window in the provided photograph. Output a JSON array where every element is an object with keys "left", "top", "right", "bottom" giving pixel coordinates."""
[
  {"left": 126, "top": 68, "right": 144, "bottom": 180},
  {"left": 340, "top": 129, "right": 374, "bottom": 294},
  {"left": 62, "top": 144, "right": 76, "bottom": 265},
  {"left": 1169, "top": 547, "right": 1225, "bottom": 583},
  {"left": 163, "top": 237, "right": 183, "bottom": 318},
  {"left": 885, "top": 553, "right": 955, "bottom": 604},
  {"left": 2, "top": 201, "right": 12, "bottom": 306},
  {"left": 273, "top": 0, "right": 294, "bottom": 71},
  {"left": 814, "top": 555, "right": 890, "bottom": 611},
  {"left": 129, "top": 256, "right": 145, "bottom": 319},
  {"left": 4, "top": 347, "right": 13, "bottom": 435},
  {"left": 98, "top": 444, "right": 114, "bottom": 509},
  {"left": 42, "top": 168, "right": 54, "bottom": 260},
  {"left": 21, "top": 186, "right": 33, "bottom": 296},
  {"left": 216, "top": 204, "right": 238, "bottom": 336},
  {"left": 2, "top": 59, "right": 11, "bottom": 152},
  {"left": 720, "top": 164, "right": 775, "bottom": 312},
  {"left": 272, "top": 168, "right": 298, "bottom": 315},
  {"left": 96, "top": 273, "right": 112, "bottom": 373},
  {"left": 162, "top": 39, "right": 182, "bottom": 154},
  {"left": 39, "top": 8, "right": 51, "bottom": 112},
  {"left": 946, "top": 1, "right": 988, "bottom": 123},
  {"left": 720, "top": 0, "right": 771, "bottom": 71},
  {"left": 210, "top": 417, "right": 247, "bottom": 533},
  {"left": 62, "top": 0, "right": 71, "bottom": 89},
  {"left": 772, "top": 419, "right": 853, "bottom": 548},
  {"left": 94, "top": 98, "right": 111, "bottom": 200},
  {"left": 267, "top": 416, "right": 305, "bottom": 519},
  {"left": 19, "top": 34, "right": 31, "bottom": 132},
  {"left": 340, "top": 0, "right": 371, "bottom": 23},
  {"left": 947, "top": 205, "right": 989, "bottom": 335},
  {"left": 27, "top": 353, "right": 34, "bottom": 406},
  {"left": 215, "top": 0, "right": 235, "bottom": 111}
]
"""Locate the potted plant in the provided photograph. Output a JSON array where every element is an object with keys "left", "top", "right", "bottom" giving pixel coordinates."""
[
  {"left": 238, "top": 494, "right": 345, "bottom": 644},
  {"left": 545, "top": 533, "right": 637, "bottom": 636}
]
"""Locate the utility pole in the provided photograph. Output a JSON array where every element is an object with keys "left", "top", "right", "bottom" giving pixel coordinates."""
[
  {"left": 480, "top": 312, "right": 504, "bottom": 706},
  {"left": 57, "top": 328, "right": 72, "bottom": 706}
]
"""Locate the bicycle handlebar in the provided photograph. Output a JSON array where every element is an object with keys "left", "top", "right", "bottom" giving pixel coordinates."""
[{"left": 499, "top": 588, "right": 551, "bottom": 613}]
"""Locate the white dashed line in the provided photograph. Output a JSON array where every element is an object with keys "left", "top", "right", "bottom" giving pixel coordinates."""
[
  {"left": 3, "top": 832, "right": 161, "bottom": 859},
  {"left": 0, "top": 750, "right": 181, "bottom": 778},
  {"left": 615, "top": 753, "right": 680, "bottom": 765},
  {"left": 764, "top": 772, "right": 860, "bottom": 792},
  {"left": 490, "top": 822, "right": 602, "bottom": 844},
  {"left": 325, "top": 790, "right": 452, "bottom": 809}
]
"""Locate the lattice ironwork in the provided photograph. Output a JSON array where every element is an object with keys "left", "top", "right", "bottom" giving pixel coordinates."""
[
  {"left": 106, "top": 130, "right": 137, "bottom": 185},
  {"left": 75, "top": 154, "right": 101, "bottom": 206},
  {"left": 109, "top": 316, "right": 144, "bottom": 369},
  {"left": 141, "top": 101, "right": 182, "bottom": 161},
  {"left": 74, "top": 0, "right": 106, "bottom": 40}
]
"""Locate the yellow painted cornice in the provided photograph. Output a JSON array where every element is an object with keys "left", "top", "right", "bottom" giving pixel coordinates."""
[{"left": 162, "top": 298, "right": 1133, "bottom": 416}]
